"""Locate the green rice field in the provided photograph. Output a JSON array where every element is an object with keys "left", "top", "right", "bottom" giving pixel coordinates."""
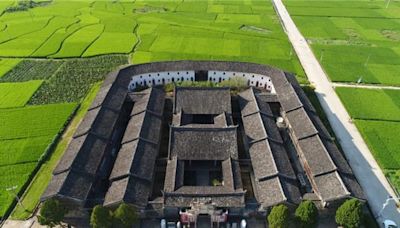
[
  {"left": 0, "top": 81, "right": 42, "bottom": 108},
  {"left": 0, "top": 103, "right": 76, "bottom": 217},
  {"left": 0, "top": 0, "right": 306, "bottom": 82},
  {"left": 285, "top": 0, "right": 400, "bottom": 85},
  {"left": 336, "top": 87, "right": 400, "bottom": 191},
  {"left": 286, "top": 0, "right": 400, "bottom": 193}
]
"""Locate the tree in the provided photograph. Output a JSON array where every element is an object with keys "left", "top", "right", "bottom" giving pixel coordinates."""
[
  {"left": 295, "top": 200, "right": 318, "bottom": 228},
  {"left": 335, "top": 199, "right": 363, "bottom": 228},
  {"left": 113, "top": 203, "right": 139, "bottom": 228},
  {"left": 90, "top": 205, "right": 113, "bottom": 228},
  {"left": 267, "top": 204, "right": 290, "bottom": 228},
  {"left": 37, "top": 199, "right": 67, "bottom": 227}
]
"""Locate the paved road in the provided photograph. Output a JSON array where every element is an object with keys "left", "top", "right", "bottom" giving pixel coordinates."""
[
  {"left": 272, "top": 0, "right": 400, "bottom": 225},
  {"left": 333, "top": 82, "right": 400, "bottom": 90}
]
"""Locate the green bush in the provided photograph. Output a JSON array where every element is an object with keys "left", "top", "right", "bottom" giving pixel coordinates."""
[
  {"left": 113, "top": 203, "right": 139, "bottom": 228},
  {"left": 90, "top": 205, "right": 113, "bottom": 228},
  {"left": 267, "top": 204, "right": 290, "bottom": 228},
  {"left": 295, "top": 200, "right": 318, "bottom": 228},
  {"left": 37, "top": 199, "right": 67, "bottom": 228},
  {"left": 335, "top": 199, "right": 363, "bottom": 228}
]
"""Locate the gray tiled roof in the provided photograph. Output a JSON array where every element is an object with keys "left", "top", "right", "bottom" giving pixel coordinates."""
[
  {"left": 43, "top": 72, "right": 128, "bottom": 205},
  {"left": 283, "top": 73, "right": 364, "bottom": 201},
  {"left": 109, "top": 140, "right": 158, "bottom": 181},
  {"left": 256, "top": 177, "right": 301, "bottom": 208},
  {"left": 313, "top": 171, "right": 350, "bottom": 201},
  {"left": 174, "top": 87, "right": 231, "bottom": 114},
  {"left": 239, "top": 88, "right": 301, "bottom": 208},
  {"left": 285, "top": 73, "right": 316, "bottom": 113},
  {"left": 274, "top": 81, "right": 303, "bottom": 112},
  {"left": 169, "top": 126, "right": 238, "bottom": 160},
  {"left": 105, "top": 87, "right": 165, "bottom": 208},
  {"left": 42, "top": 170, "right": 94, "bottom": 203},
  {"left": 297, "top": 135, "right": 337, "bottom": 176},
  {"left": 122, "top": 112, "right": 162, "bottom": 144},
  {"left": 285, "top": 108, "right": 318, "bottom": 140},
  {"left": 104, "top": 177, "right": 151, "bottom": 208}
]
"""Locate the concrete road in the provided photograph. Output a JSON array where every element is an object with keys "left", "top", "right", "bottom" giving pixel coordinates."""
[{"left": 272, "top": 0, "right": 400, "bottom": 225}]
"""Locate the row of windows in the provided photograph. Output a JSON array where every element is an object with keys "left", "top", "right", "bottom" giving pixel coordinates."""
[
  {"left": 210, "top": 71, "right": 272, "bottom": 82},
  {"left": 132, "top": 77, "right": 195, "bottom": 87},
  {"left": 138, "top": 71, "right": 191, "bottom": 79}
]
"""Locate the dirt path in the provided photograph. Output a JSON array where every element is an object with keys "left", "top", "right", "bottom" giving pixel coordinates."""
[{"left": 272, "top": 0, "right": 400, "bottom": 224}]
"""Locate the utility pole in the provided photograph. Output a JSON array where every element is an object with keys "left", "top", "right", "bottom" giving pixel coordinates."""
[{"left": 6, "top": 185, "right": 26, "bottom": 211}]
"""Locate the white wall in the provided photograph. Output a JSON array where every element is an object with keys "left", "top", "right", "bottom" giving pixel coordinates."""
[
  {"left": 208, "top": 71, "right": 275, "bottom": 93},
  {"left": 129, "top": 71, "right": 195, "bottom": 91},
  {"left": 128, "top": 70, "right": 275, "bottom": 93}
]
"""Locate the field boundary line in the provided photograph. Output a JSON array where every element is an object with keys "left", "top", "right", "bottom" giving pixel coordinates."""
[
  {"left": 272, "top": 0, "right": 400, "bottom": 223},
  {"left": 80, "top": 23, "right": 105, "bottom": 57},
  {"left": 333, "top": 82, "right": 400, "bottom": 90},
  {"left": 0, "top": 16, "right": 55, "bottom": 45},
  {"left": 48, "top": 22, "right": 100, "bottom": 58}
]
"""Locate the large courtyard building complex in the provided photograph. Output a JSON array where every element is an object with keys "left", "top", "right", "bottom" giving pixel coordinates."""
[{"left": 42, "top": 61, "right": 364, "bottom": 226}]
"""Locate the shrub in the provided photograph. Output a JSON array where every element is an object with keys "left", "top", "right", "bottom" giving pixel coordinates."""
[
  {"left": 295, "top": 200, "right": 318, "bottom": 228},
  {"left": 267, "top": 204, "right": 290, "bottom": 228},
  {"left": 335, "top": 199, "right": 363, "bottom": 228},
  {"left": 113, "top": 203, "right": 139, "bottom": 228},
  {"left": 37, "top": 199, "right": 67, "bottom": 228},
  {"left": 90, "top": 205, "right": 113, "bottom": 228}
]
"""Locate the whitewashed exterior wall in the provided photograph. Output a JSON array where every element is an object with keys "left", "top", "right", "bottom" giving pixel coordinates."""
[
  {"left": 129, "top": 71, "right": 195, "bottom": 91},
  {"left": 128, "top": 70, "right": 275, "bottom": 93},
  {"left": 208, "top": 71, "right": 275, "bottom": 93}
]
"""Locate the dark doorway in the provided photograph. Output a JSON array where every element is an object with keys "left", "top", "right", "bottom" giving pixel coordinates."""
[{"left": 195, "top": 70, "right": 208, "bottom": 81}]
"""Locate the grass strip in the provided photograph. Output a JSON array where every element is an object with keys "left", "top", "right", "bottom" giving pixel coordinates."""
[{"left": 10, "top": 82, "right": 101, "bottom": 220}]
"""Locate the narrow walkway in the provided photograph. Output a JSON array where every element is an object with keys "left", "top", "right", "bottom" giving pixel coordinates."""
[
  {"left": 333, "top": 82, "right": 400, "bottom": 90},
  {"left": 272, "top": 0, "right": 400, "bottom": 224}
]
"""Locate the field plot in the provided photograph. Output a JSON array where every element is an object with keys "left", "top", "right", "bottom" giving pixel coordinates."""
[
  {"left": 336, "top": 88, "right": 400, "bottom": 121},
  {"left": 0, "top": 60, "right": 63, "bottom": 82},
  {"left": 28, "top": 55, "right": 128, "bottom": 104},
  {"left": 0, "top": 0, "right": 305, "bottom": 81},
  {"left": 130, "top": 0, "right": 305, "bottom": 81},
  {"left": 336, "top": 87, "right": 400, "bottom": 191},
  {"left": 285, "top": 0, "right": 400, "bottom": 85},
  {"left": 0, "top": 103, "right": 76, "bottom": 218},
  {"left": 0, "top": 80, "right": 42, "bottom": 108},
  {"left": 0, "top": 56, "right": 127, "bottom": 104},
  {"left": 0, "top": 58, "right": 21, "bottom": 78}
]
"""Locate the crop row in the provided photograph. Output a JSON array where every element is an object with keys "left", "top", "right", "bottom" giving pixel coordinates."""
[
  {"left": 0, "top": 80, "right": 43, "bottom": 108},
  {"left": 29, "top": 55, "right": 128, "bottom": 104},
  {"left": 0, "top": 56, "right": 128, "bottom": 105},
  {"left": 336, "top": 87, "right": 400, "bottom": 122},
  {"left": 0, "top": 60, "right": 63, "bottom": 82},
  {"left": 0, "top": 103, "right": 77, "bottom": 218}
]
